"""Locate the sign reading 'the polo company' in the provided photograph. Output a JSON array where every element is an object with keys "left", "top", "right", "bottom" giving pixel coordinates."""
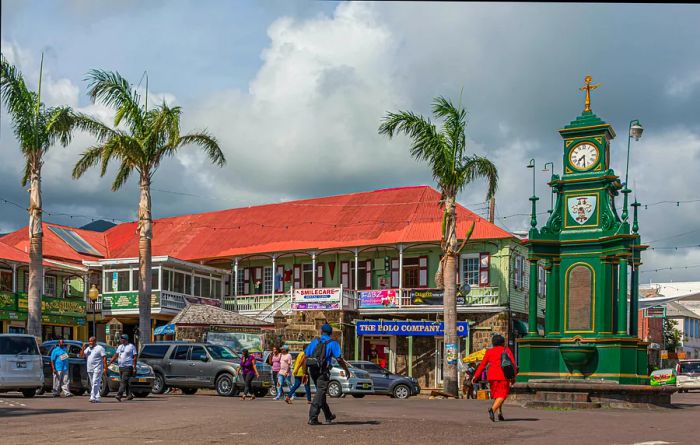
[
  {"left": 356, "top": 320, "right": 469, "bottom": 337},
  {"left": 292, "top": 288, "right": 341, "bottom": 310}
]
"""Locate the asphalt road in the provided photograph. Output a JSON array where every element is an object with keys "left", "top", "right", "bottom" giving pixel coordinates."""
[{"left": 1, "top": 391, "right": 698, "bottom": 444}]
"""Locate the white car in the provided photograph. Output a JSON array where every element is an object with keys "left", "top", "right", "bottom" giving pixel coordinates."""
[
  {"left": 0, "top": 334, "right": 43, "bottom": 398},
  {"left": 676, "top": 360, "right": 700, "bottom": 392}
]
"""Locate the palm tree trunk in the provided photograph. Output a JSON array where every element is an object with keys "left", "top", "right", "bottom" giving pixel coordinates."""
[
  {"left": 442, "top": 195, "right": 459, "bottom": 397},
  {"left": 27, "top": 162, "right": 43, "bottom": 339},
  {"left": 137, "top": 173, "right": 153, "bottom": 345}
]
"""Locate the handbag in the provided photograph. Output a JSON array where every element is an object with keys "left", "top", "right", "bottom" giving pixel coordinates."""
[{"left": 501, "top": 350, "right": 516, "bottom": 380}]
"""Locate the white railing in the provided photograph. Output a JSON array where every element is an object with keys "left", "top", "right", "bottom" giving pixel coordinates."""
[
  {"left": 255, "top": 293, "right": 293, "bottom": 322},
  {"left": 86, "top": 299, "right": 103, "bottom": 312},
  {"left": 160, "top": 291, "right": 187, "bottom": 310}
]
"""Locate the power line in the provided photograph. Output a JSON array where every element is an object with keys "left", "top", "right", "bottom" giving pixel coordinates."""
[{"left": 640, "top": 264, "right": 700, "bottom": 274}]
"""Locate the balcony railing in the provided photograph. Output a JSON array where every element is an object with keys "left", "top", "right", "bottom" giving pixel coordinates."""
[{"left": 160, "top": 291, "right": 187, "bottom": 310}]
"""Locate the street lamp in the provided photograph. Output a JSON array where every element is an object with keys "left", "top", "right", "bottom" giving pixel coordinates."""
[
  {"left": 527, "top": 159, "right": 539, "bottom": 228},
  {"left": 542, "top": 162, "right": 555, "bottom": 214},
  {"left": 88, "top": 284, "right": 99, "bottom": 338},
  {"left": 622, "top": 119, "right": 644, "bottom": 221}
]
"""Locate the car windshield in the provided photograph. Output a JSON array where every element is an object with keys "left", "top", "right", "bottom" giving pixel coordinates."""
[
  {"left": 363, "top": 363, "right": 385, "bottom": 372},
  {"left": 680, "top": 362, "right": 700, "bottom": 374},
  {"left": 0, "top": 337, "right": 39, "bottom": 355},
  {"left": 207, "top": 345, "right": 239, "bottom": 360}
]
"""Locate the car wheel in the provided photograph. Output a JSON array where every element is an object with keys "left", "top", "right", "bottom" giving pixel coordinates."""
[
  {"left": 216, "top": 374, "right": 236, "bottom": 397},
  {"left": 132, "top": 391, "right": 150, "bottom": 398},
  {"left": 151, "top": 373, "right": 167, "bottom": 394},
  {"left": 392, "top": 384, "right": 410, "bottom": 399},
  {"left": 70, "top": 389, "right": 86, "bottom": 396},
  {"left": 22, "top": 389, "right": 37, "bottom": 398},
  {"left": 99, "top": 378, "right": 110, "bottom": 397},
  {"left": 254, "top": 388, "right": 268, "bottom": 398},
  {"left": 351, "top": 394, "right": 365, "bottom": 398},
  {"left": 181, "top": 388, "right": 198, "bottom": 395},
  {"left": 35, "top": 386, "right": 45, "bottom": 396},
  {"left": 268, "top": 385, "right": 277, "bottom": 397},
  {"left": 328, "top": 381, "right": 342, "bottom": 398}
]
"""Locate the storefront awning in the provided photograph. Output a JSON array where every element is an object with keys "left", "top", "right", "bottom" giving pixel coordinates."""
[
  {"left": 154, "top": 324, "right": 175, "bottom": 335},
  {"left": 513, "top": 319, "right": 528, "bottom": 335}
]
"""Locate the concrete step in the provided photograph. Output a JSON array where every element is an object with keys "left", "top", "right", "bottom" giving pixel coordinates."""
[
  {"left": 525, "top": 400, "right": 602, "bottom": 410},
  {"left": 534, "top": 391, "right": 590, "bottom": 402}
]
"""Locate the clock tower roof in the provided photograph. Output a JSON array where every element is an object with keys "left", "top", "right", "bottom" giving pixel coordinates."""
[{"left": 559, "top": 110, "right": 616, "bottom": 140}]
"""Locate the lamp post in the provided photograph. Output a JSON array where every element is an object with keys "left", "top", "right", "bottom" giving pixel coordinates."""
[
  {"left": 542, "top": 162, "right": 555, "bottom": 214},
  {"left": 622, "top": 120, "right": 644, "bottom": 221},
  {"left": 88, "top": 284, "right": 99, "bottom": 338},
  {"left": 527, "top": 159, "right": 538, "bottom": 228}
]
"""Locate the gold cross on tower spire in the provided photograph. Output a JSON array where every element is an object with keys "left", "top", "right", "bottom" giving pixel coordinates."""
[{"left": 578, "top": 75, "right": 601, "bottom": 112}]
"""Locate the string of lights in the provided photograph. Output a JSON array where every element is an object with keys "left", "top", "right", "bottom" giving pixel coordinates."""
[{"left": 640, "top": 264, "right": 700, "bottom": 274}]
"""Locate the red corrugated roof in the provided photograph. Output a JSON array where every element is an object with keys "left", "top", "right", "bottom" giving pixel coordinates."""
[
  {"left": 0, "top": 222, "right": 107, "bottom": 263},
  {"left": 105, "top": 186, "right": 512, "bottom": 262},
  {"left": 0, "top": 240, "right": 30, "bottom": 264}
]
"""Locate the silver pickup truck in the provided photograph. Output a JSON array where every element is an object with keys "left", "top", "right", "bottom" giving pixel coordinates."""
[{"left": 139, "top": 342, "right": 273, "bottom": 397}]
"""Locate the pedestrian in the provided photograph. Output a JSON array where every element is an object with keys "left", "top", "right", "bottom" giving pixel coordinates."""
[
  {"left": 462, "top": 362, "right": 476, "bottom": 399},
  {"left": 267, "top": 345, "right": 281, "bottom": 396},
  {"left": 288, "top": 349, "right": 312, "bottom": 404},
  {"left": 277, "top": 345, "right": 293, "bottom": 402},
  {"left": 302, "top": 323, "right": 350, "bottom": 426},
  {"left": 472, "top": 334, "right": 517, "bottom": 422},
  {"left": 108, "top": 334, "right": 138, "bottom": 402},
  {"left": 239, "top": 349, "right": 259, "bottom": 400},
  {"left": 80, "top": 337, "right": 107, "bottom": 403},
  {"left": 50, "top": 338, "right": 71, "bottom": 398}
]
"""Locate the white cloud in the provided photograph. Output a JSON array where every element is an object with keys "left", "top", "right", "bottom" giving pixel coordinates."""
[{"left": 666, "top": 70, "right": 700, "bottom": 98}]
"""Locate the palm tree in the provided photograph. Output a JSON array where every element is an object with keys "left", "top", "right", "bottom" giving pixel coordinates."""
[
  {"left": 0, "top": 55, "right": 74, "bottom": 338},
  {"left": 71, "top": 70, "right": 225, "bottom": 342},
  {"left": 379, "top": 96, "right": 498, "bottom": 397}
]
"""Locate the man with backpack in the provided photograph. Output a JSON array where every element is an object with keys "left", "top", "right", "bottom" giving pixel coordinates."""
[{"left": 302, "top": 323, "right": 350, "bottom": 426}]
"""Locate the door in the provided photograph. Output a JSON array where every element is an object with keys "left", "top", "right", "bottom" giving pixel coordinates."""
[
  {"left": 189, "top": 345, "right": 212, "bottom": 386},
  {"left": 166, "top": 345, "right": 191, "bottom": 385},
  {"left": 436, "top": 339, "right": 444, "bottom": 387},
  {"left": 363, "top": 362, "right": 392, "bottom": 393}
]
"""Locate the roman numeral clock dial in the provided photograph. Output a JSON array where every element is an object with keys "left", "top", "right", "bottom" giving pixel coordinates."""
[{"left": 568, "top": 143, "right": 599, "bottom": 171}]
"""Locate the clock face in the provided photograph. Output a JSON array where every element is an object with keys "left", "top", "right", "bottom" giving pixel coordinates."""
[{"left": 569, "top": 143, "right": 599, "bottom": 171}]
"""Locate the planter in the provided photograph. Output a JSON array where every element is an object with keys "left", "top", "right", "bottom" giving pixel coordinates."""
[{"left": 560, "top": 345, "right": 597, "bottom": 374}]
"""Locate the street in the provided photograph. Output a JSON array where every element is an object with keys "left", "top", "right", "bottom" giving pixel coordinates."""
[{"left": 1, "top": 392, "right": 698, "bottom": 445}]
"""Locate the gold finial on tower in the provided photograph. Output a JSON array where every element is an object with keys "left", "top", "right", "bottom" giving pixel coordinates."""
[{"left": 578, "top": 75, "right": 601, "bottom": 112}]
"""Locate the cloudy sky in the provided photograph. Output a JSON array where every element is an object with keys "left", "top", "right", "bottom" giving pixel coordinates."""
[{"left": 2, "top": 1, "right": 700, "bottom": 283}]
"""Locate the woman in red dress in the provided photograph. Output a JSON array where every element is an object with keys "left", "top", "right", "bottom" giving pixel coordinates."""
[{"left": 472, "top": 334, "right": 517, "bottom": 421}]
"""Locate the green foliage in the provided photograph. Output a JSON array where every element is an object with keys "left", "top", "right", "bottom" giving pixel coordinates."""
[
  {"left": 71, "top": 70, "right": 225, "bottom": 189},
  {"left": 664, "top": 318, "right": 682, "bottom": 352}
]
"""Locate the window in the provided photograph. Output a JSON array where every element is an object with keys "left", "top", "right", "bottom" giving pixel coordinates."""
[
  {"left": 0, "top": 336, "right": 39, "bottom": 355},
  {"left": 41, "top": 325, "right": 73, "bottom": 341},
  {"left": 0, "top": 270, "right": 12, "bottom": 292},
  {"left": 202, "top": 277, "right": 211, "bottom": 298},
  {"left": 236, "top": 269, "right": 245, "bottom": 295},
  {"left": 105, "top": 271, "right": 130, "bottom": 293},
  {"left": 207, "top": 345, "right": 237, "bottom": 360},
  {"left": 263, "top": 266, "right": 272, "bottom": 294},
  {"left": 140, "top": 344, "right": 170, "bottom": 359},
  {"left": 462, "top": 255, "right": 479, "bottom": 286},
  {"left": 302, "top": 263, "right": 313, "bottom": 288},
  {"left": 194, "top": 276, "right": 201, "bottom": 296},
  {"left": 191, "top": 346, "right": 207, "bottom": 361},
  {"left": 173, "top": 272, "right": 186, "bottom": 294},
  {"left": 403, "top": 258, "right": 419, "bottom": 288},
  {"left": 131, "top": 269, "right": 160, "bottom": 292},
  {"left": 513, "top": 255, "right": 526, "bottom": 290},
  {"left": 212, "top": 279, "right": 221, "bottom": 299},
  {"left": 44, "top": 276, "right": 56, "bottom": 297},
  {"left": 349, "top": 260, "right": 372, "bottom": 290},
  {"left": 162, "top": 269, "right": 171, "bottom": 291},
  {"left": 538, "top": 264, "right": 546, "bottom": 297},
  {"left": 172, "top": 345, "right": 189, "bottom": 360}
]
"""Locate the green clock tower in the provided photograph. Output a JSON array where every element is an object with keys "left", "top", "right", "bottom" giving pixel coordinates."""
[{"left": 516, "top": 76, "right": 649, "bottom": 385}]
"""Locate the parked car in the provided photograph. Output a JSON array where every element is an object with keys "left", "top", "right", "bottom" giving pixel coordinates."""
[
  {"left": 349, "top": 360, "right": 421, "bottom": 399},
  {"left": 676, "top": 359, "right": 700, "bottom": 392},
  {"left": 0, "top": 334, "right": 43, "bottom": 398},
  {"left": 266, "top": 351, "right": 374, "bottom": 398},
  {"left": 139, "top": 342, "right": 273, "bottom": 397},
  {"left": 649, "top": 368, "right": 677, "bottom": 387},
  {"left": 39, "top": 340, "right": 155, "bottom": 398}
]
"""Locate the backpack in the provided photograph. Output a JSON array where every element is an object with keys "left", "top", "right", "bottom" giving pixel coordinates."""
[
  {"left": 306, "top": 338, "right": 332, "bottom": 371},
  {"left": 501, "top": 349, "right": 516, "bottom": 380}
]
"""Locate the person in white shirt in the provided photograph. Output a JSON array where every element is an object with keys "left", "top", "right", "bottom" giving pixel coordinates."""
[
  {"left": 80, "top": 337, "right": 107, "bottom": 403},
  {"left": 108, "top": 334, "right": 137, "bottom": 402}
]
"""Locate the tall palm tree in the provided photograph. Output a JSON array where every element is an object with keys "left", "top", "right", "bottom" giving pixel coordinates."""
[
  {"left": 71, "top": 70, "right": 225, "bottom": 342},
  {"left": 0, "top": 55, "right": 74, "bottom": 338},
  {"left": 379, "top": 96, "right": 498, "bottom": 397}
]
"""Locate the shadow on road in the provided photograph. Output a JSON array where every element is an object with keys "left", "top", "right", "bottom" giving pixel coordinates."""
[
  {"left": 0, "top": 407, "right": 105, "bottom": 418},
  {"left": 331, "top": 420, "right": 380, "bottom": 426},
  {"left": 500, "top": 418, "right": 539, "bottom": 422}
]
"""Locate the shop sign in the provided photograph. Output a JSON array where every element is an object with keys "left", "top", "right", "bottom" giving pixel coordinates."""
[
  {"left": 408, "top": 289, "right": 466, "bottom": 306},
  {"left": 359, "top": 289, "right": 397, "bottom": 308},
  {"left": 445, "top": 343, "right": 458, "bottom": 365},
  {"left": 0, "top": 291, "right": 16, "bottom": 311},
  {"left": 356, "top": 320, "right": 469, "bottom": 337},
  {"left": 292, "top": 288, "right": 341, "bottom": 311},
  {"left": 17, "top": 294, "right": 86, "bottom": 317},
  {"left": 103, "top": 292, "right": 159, "bottom": 310}
]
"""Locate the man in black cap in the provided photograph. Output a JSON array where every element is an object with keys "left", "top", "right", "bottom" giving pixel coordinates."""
[
  {"left": 108, "top": 334, "right": 137, "bottom": 401},
  {"left": 302, "top": 323, "right": 350, "bottom": 425}
]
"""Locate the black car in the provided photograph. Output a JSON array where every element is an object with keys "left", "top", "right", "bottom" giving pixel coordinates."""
[
  {"left": 39, "top": 340, "right": 155, "bottom": 398},
  {"left": 348, "top": 361, "right": 421, "bottom": 399}
]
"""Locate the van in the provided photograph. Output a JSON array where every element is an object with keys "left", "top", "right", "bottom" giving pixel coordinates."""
[
  {"left": 0, "top": 334, "right": 43, "bottom": 397},
  {"left": 676, "top": 359, "right": 700, "bottom": 392}
]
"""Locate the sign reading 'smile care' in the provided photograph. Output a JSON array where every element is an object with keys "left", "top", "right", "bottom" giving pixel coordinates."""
[{"left": 291, "top": 288, "right": 341, "bottom": 310}]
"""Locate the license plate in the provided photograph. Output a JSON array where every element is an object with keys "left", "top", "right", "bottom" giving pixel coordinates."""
[
  {"left": 360, "top": 383, "right": 370, "bottom": 389},
  {"left": 136, "top": 378, "right": 148, "bottom": 383},
  {"left": 16, "top": 362, "right": 27, "bottom": 369},
  {"left": 262, "top": 381, "right": 271, "bottom": 387}
]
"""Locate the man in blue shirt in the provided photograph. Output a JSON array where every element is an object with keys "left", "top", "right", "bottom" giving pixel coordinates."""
[
  {"left": 303, "top": 323, "right": 350, "bottom": 425},
  {"left": 50, "top": 338, "right": 71, "bottom": 397}
]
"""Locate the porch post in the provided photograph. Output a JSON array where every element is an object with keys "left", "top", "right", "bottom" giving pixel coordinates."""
[
  {"left": 11, "top": 263, "right": 17, "bottom": 293},
  {"left": 354, "top": 248, "right": 359, "bottom": 291},
  {"left": 408, "top": 335, "right": 413, "bottom": 377},
  {"left": 271, "top": 255, "right": 277, "bottom": 300},
  {"left": 617, "top": 257, "right": 629, "bottom": 335},
  {"left": 398, "top": 244, "right": 404, "bottom": 301},
  {"left": 312, "top": 252, "right": 317, "bottom": 289},
  {"left": 233, "top": 258, "right": 239, "bottom": 311},
  {"left": 354, "top": 327, "right": 359, "bottom": 361}
]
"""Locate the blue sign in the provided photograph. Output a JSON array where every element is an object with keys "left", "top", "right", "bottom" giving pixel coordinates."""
[{"left": 356, "top": 320, "right": 469, "bottom": 337}]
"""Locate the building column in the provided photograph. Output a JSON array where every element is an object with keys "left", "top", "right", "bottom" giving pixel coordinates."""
[
  {"left": 354, "top": 249, "right": 359, "bottom": 291},
  {"left": 617, "top": 257, "right": 629, "bottom": 335},
  {"left": 407, "top": 335, "right": 414, "bottom": 377},
  {"left": 233, "top": 259, "right": 239, "bottom": 310},
  {"left": 398, "top": 244, "right": 404, "bottom": 299},
  {"left": 630, "top": 262, "right": 639, "bottom": 337},
  {"left": 271, "top": 255, "right": 277, "bottom": 300},
  {"left": 544, "top": 259, "right": 555, "bottom": 335},
  {"left": 11, "top": 263, "right": 17, "bottom": 293},
  {"left": 528, "top": 258, "right": 539, "bottom": 335},
  {"left": 312, "top": 252, "right": 317, "bottom": 289},
  {"left": 354, "top": 329, "right": 359, "bottom": 361}
]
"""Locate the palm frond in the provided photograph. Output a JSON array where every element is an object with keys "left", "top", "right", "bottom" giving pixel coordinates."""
[
  {"left": 461, "top": 155, "right": 499, "bottom": 199},
  {"left": 68, "top": 112, "right": 119, "bottom": 142},
  {"left": 111, "top": 161, "right": 134, "bottom": 191},
  {"left": 176, "top": 132, "right": 225, "bottom": 166},
  {"left": 46, "top": 106, "right": 75, "bottom": 147},
  {"left": 72, "top": 145, "right": 105, "bottom": 179},
  {"left": 85, "top": 69, "right": 143, "bottom": 131}
]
